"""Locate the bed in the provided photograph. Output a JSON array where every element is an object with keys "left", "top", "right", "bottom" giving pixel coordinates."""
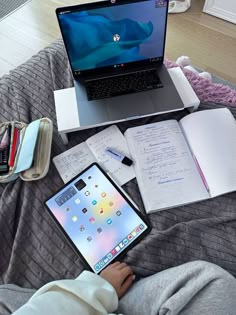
[{"left": 1, "top": 39, "right": 236, "bottom": 290}]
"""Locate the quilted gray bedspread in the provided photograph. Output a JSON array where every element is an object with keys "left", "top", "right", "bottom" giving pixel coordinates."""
[{"left": 1, "top": 40, "right": 236, "bottom": 289}]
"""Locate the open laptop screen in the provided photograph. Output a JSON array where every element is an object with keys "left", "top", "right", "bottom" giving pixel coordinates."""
[{"left": 57, "top": 0, "right": 168, "bottom": 77}]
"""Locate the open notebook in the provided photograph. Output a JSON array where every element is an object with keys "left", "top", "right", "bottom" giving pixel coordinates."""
[{"left": 124, "top": 108, "right": 236, "bottom": 212}]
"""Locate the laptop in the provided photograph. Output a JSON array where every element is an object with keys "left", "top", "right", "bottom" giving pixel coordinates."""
[{"left": 56, "top": 0, "right": 184, "bottom": 127}]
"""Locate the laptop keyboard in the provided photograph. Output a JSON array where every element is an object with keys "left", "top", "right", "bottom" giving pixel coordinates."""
[{"left": 86, "top": 69, "right": 163, "bottom": 100}]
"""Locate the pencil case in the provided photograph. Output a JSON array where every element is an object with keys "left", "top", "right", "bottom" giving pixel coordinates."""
[{"left": 0, "top": 118, "right": 53, "bottom": 183}]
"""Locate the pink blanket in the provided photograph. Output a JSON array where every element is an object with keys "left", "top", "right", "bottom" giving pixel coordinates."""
[{"left": 165, "top": 60, "right": 236, "bottom": 106}]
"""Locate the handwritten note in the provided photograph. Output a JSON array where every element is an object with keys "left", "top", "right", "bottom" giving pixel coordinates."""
[
  {"left": 53, "top": 125, "right": 135, "bottom": 186},
  {"left": 86, "top": 125, "right": 135, "bottom": 185},
  {"left": 125, "top": 120, "right": 209, "bottom": 212},
  {"left": 53, "top": 142, "right": 96, "bottom": 183}
]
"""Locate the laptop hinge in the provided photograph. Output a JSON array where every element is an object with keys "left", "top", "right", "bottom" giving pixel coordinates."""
[{"left": 84, "top": 64, "right": 163, "bottom": 82}]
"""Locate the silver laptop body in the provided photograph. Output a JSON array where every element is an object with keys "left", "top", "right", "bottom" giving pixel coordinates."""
[{"left": 56, "top": 0, "right": 184, "bottom": 127}]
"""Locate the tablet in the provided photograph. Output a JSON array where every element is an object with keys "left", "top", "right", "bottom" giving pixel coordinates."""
[{"left": 45, "top": 163, "right": 151, "bottom": 274}]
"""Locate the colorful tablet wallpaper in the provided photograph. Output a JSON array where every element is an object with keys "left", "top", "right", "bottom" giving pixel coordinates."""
[
  {"left": 58, "top": 0, "right": 167, "bottom": 71},
  {"left": 46, "top": 164, "right": 148, "bottom": 273}
]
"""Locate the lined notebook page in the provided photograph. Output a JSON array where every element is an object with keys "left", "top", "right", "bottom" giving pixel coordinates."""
[
  {"left": 125, "top": 120, "right": 209, "bottom": 212},
  {"left": 180, "top": 108, "right": 236, "bottom": 197}
]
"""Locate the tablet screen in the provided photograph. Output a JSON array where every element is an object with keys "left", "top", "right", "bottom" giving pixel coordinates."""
[{"left": 45, "top": 163, "right": 150, "bottom": 273}]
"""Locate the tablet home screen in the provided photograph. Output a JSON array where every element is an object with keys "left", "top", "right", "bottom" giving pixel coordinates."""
[{"left": 45, "top": 164, "right": 148, "bottom": 273}]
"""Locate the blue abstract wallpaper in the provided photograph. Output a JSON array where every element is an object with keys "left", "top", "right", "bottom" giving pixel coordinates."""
[{"left": 59, "top": 0, "right": 167, "bottom": 71}]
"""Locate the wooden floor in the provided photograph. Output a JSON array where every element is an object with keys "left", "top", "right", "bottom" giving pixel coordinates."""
[
  {"left": 0, "top": 0, "right": 236, "bottom": 83},
  {"left": 166, "top": 0, "right": 236, "bottom": 84}
]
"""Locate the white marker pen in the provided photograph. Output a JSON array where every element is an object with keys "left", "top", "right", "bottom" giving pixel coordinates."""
[{"left": 105, "top": 147, "right": 133, "bottom": 166}]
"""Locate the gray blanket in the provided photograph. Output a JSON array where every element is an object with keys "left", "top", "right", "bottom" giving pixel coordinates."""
[{"left": 1, "top": 40, "right": 236, "bottom": 290}]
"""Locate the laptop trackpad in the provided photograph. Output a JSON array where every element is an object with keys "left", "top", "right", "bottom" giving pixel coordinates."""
[{"left": 105, "top": 93, "right": 154, "bottom": 121}]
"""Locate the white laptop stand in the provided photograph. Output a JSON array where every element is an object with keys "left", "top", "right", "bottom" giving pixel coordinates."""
[{"left": 54, "top": 67, "right": 200, "bottom": 145}]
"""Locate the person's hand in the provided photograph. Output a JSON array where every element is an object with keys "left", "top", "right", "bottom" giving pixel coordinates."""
[{"left": 100, "top": 262, "right": 135, "bottom": 298}]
